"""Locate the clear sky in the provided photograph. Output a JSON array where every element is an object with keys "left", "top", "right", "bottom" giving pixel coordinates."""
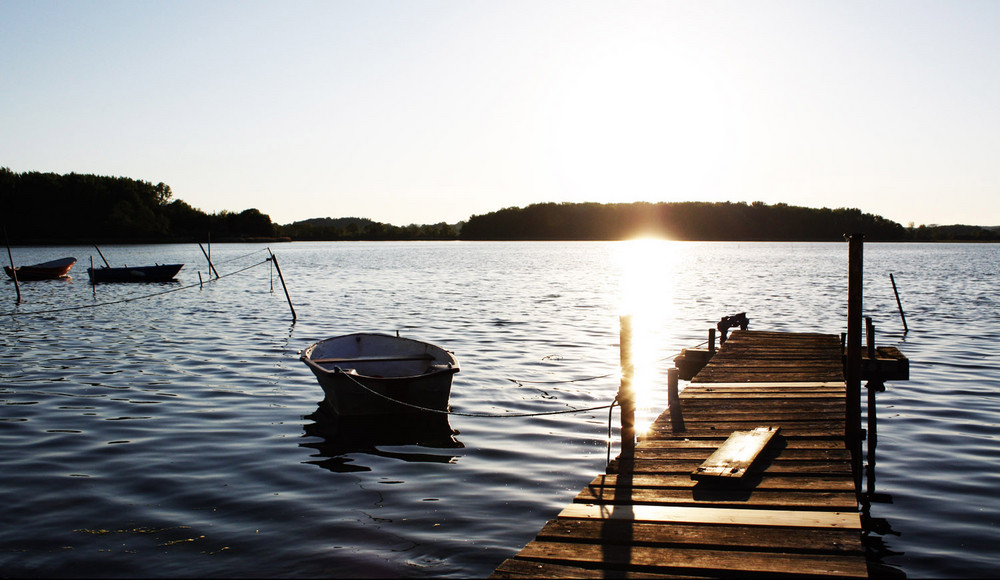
[{"left": 2, "top": 0, "right": 998, "bottom": 227}]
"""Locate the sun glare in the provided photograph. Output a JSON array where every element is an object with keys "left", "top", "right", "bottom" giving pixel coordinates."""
[{"left": 615, "top": 238, "right": 677, "bottom": 435}]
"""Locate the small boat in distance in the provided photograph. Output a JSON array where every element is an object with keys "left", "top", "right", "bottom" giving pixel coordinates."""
[
  {"left": 4, "top": 257, "right": 77, "bottom": 281},
  {"left": 87, "top": 263, "right": 184, "bottom": 283},
  {"left": 301, "top": 333, "right": 460, "bottom": 416}
]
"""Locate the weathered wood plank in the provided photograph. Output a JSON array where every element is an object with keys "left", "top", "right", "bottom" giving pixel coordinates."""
[
  {"left": 691, "top": 426, "right": 779, "bottom": 480},
  {"left": 574, "top": 487, "right": 859, "bottom": 509},
  {"left": 535, "top": 518, "right": 863, "bottom": 553},
  {"left": 586, "top": 473, "right": 856, "bottom": 491},
  {"left": 638, "top": 434, "right": 845, "bottom": 450},
  {"left": 558, "top": 504, "right": 862, "bottom": 529},
  {"left": 620, "top": 460, "right": 852, "bottom": 475},
  {"left": 490, "top": 557, "right": 695, "bottom": 579},
  {"left": 511, "top": 541, "right": 869, "bottom": 578},
  {"left": 630, "top": 448, "right": 850, "bottom": 461}
]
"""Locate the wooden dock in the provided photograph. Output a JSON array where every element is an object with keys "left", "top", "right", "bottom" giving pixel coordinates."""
[{"left": 491, "top": 329, "right": 868, "bottom": 579}]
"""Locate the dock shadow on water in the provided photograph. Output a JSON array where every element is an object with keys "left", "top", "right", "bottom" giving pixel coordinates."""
[{"left": 300, "top": 406, "right": 464, "bottom": 473}]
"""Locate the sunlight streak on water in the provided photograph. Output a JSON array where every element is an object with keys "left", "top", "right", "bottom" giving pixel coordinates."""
[{"left": 614, "top": 239, "right": 677, "bottom": 434}]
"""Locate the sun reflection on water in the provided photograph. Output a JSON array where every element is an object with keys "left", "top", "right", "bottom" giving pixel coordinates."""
[{"left": 614, "top": 238, "right": 678, "bottom": 435}]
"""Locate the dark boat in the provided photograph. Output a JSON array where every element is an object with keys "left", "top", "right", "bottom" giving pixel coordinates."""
[
  {"left": 4, "top": 257, "right": 77, "bottom": 281},
  {"left": 301, "top": 333, "right": 460, "bottom": 416},
  {"left": 87, "top": 263, "right": 183, "bottom": 283}
]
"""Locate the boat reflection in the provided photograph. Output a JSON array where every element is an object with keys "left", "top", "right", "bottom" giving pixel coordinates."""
[{"left": 300, "top": 405, "right": 464, "bottom": 473}]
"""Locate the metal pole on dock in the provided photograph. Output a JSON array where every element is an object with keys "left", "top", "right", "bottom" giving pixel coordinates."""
[
  {"left": 268, "top": 249, "right": 296, "bottom": 323},
  {"left": 618, "top": 315, "right": 635, "bottom": 461},
  {"left": 890, "top": 273, "right": 908, "bottom": 333},
  {"left": 846, "top": 233, "right": 864, "bottom": 493}
]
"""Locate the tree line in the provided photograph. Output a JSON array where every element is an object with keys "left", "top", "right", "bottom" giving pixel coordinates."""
[
  {"left": 461, "top": 201, "right": 909, "bottom": 241},
  {"left": 0, "top": 168, "right": 276, "bottom": 243},
  {"left": 2, "top": 169, "right": 996, "bottom": 243}
]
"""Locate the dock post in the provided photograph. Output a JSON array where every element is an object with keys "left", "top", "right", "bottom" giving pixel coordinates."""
[
  {"left": 618, "top": 315, "right": 635, "bottom": 462},
  {"left": 667, "top": 367, "right": 684, "bottom": 432},
  {"left": 846, "top": 234, "right": 864, "bottom": 494},
  {"left": 708, "top": 328, "right": 716, "bottom": 355}
]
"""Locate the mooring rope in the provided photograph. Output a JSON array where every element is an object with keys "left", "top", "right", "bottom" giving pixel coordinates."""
[
  {"left": 505, "top": 340, "right": 705, "bottom": 387},
  {"left": 212, "top": 247, "right": 270, "bottom": 266},
  {"left": 3, "top": 259, "right": 271, "bottom": 317},
  {"left": 332, "top": 367, "right": 617, "bottom": 418}
]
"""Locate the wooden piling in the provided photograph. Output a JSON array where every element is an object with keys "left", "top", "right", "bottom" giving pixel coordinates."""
[
  {"left": 667, "top": 367, "right": 684, "bottom": 432},
  {"left": 618, "top": 315, "right": 635, "bottom": 461},
  {"left": 846, "top": 234, "right": 863, "bottom": 492}
]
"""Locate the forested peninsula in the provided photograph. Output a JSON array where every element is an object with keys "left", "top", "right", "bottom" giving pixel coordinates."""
[{"left": 3, "top": 169, "right": 997, "bottom": 243}]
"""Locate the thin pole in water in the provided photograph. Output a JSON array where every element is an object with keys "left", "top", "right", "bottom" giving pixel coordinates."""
[
  {"left": 889, "top": 273, "right": 908, "bottom": 333},
  {"left": 199, "top": 243, "right": 220, "bottom": 279},
  {"left": 268, "top": 249, "right": 296, "bottom": 323},
  {"left": 3, "top": 224, "right": 21, "bottom": 304},
  {"left": 94, "top": 245, "right": 111, "bottom": 268}
]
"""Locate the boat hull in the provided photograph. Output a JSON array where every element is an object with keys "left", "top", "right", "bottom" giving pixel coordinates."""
[
  {"left": 87, "top": 264, "right": 183, "bottom": 283},
  {"left": 4, "top": 257, "right": 76, "bottom": 281},
  {"left": 301, "top": 333, "right": 459, "bottom": 416}
]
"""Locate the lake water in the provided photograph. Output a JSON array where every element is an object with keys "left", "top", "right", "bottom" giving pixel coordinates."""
[{"left": 1, "top": 241, "right": 998, "bottom": 578}]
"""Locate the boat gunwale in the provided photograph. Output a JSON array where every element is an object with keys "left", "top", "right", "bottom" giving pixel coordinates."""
[{"left": 301, "top": 332, "right": 460, "bottom": 380}]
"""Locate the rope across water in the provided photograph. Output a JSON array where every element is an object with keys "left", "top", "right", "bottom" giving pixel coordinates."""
[
  {"left": 333, "top": 366, "right": 618, "bottom": 418},
  {"left": 3, "top": 258, "right": 271, "bottom": 317}
]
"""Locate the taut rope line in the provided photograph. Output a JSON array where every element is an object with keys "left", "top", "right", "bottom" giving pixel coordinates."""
[{"left": 3, "top": 259, "right": 270, "bottom": 317}]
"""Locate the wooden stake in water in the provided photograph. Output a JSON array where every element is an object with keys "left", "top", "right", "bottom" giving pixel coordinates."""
[
  {"left": 3, "top": 225, "right": 21, "bottom": 304},
  {"left": 94, "top": 244, "right": 111, "bottom": 268},
  {"left": 618, "top": 315, "right": 635, "bottom": 461},
  {"left": 199, "top": 243, "right": 220, "bottom": 279},
  {"left": 268, "top": 249, "right": 296, "bottom": 323},
  {"left": 890, "top": 273, "right": 908, "bottom": 333}
]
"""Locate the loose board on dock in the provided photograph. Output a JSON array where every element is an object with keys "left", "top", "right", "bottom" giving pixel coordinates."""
[{"left": 692, "top": 426, "right": 780, "bottom": 480}]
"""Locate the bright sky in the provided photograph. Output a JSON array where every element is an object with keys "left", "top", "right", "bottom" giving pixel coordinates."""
[{"left": 2, "top": 1, "right": 998, "bottom": 227}]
